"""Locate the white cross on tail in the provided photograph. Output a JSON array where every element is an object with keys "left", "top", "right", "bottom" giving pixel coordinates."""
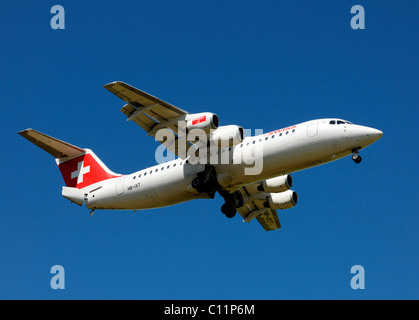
[{"left": 71, "top": 161, "right": 90, "bottom": 184}]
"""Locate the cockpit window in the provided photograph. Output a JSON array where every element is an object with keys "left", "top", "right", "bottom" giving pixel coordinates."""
[{"left": 330, "top": 119, "right": 353, "bottom": 125}]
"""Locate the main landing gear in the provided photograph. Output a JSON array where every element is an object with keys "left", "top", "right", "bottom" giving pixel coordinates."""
[
  {"left": 352, "top": 148, "right": 362, "bottom": 164},
  {"left": 221, "top": 203, "right": 236, "bottom": 219},
  {"left": 219, "top": 190, "right": 243, "bottom": 219},
  {"left": 191, "top": 165, "right": 222, "bottom": 195},
  {"left": 190, "top": 166, "right": 242, "bottom": 219}
]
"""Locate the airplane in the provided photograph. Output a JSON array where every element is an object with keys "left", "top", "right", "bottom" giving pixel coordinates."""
[{"left": 18, "top": 81, "right": 383, "bottom": 231}]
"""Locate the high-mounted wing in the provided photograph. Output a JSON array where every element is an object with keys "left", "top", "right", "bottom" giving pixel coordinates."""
[
  {"left": 234, "top": 175, "right": 297, "bottom": 231},
  {"left": 104, "top": 81, "right": 244, "bottom": 160},
  {"left": 236, "top": 183, "right": 282, "bottom": 231},
  {"left": 238, "top": 205, "right": 282, "bottom": 232},
  {"left": 256, "top": 209, "right": 281, "bottom": 231},
  {"left": 104, "top": 81, "right": 192, "bottom": 158}
]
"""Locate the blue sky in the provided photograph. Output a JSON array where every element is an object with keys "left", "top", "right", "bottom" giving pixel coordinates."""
[{"left": 0, "top": 0, "right": 418, "bottom": 299}]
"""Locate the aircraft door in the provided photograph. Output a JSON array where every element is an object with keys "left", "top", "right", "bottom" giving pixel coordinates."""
[
  {"left": 116, "top": 177, "right": 125, "bottom": 196},
  {"left": 307, "top": 121, "right": 319, "bottom": 137}
]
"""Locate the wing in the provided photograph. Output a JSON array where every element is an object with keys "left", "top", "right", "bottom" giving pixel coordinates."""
[
  {"left": 255, "top": 209, "right": 281, "bottom": 231},
  {"left": 235, "top": 183, "right": 282, "bottom": 231},
  {"left": 104, "top": 81, "right": 193, "bottom": 158}
]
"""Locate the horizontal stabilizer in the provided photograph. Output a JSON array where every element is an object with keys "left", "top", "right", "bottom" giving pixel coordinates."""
[
  {"left": 62, "top": 187, "right": 85, "bottom": 206},
  {"left": 18, "top": 129, "right": 85, "bottom": 159}
]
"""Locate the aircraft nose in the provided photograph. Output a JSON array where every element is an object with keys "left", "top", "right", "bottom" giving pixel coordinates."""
[
  {"left": 346, "top": 125, "right": 383, "bottom": 148},
  {"left": 367, "top": 128, "right": 383, "bottom": 142}
]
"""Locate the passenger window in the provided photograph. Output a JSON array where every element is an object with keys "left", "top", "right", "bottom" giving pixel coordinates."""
[
  {"left": 265, "top": 137, "right": 268, "bottom": 141},
  {"left": 286, "top": 131, "right": 289, "bottom": 135},
  {"left": 292, "top": 129, "right": 296, "bottom": 133}
]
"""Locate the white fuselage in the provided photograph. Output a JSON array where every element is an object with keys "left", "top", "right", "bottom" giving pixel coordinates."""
[{"left": 84, "top": 119, "right": 382, "bottom": 211}]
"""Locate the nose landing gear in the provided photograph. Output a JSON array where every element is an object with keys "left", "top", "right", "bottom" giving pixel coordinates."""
[{"left": 352, "top": 149, "right": 362, "bottom": 164}]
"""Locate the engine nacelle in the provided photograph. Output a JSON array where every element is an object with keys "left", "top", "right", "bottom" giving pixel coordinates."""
[
  {"left": 209, "top": 125, "right": 244, "bottom": 147},
  {"left": 266, "top": 190, "right": 298, "bottom": 210},
  {"left": 258, "top": 175, "right": 293, "bottom": 193},
  {"left": 186, "top": 113, "right": 219, "bottom": 133}
]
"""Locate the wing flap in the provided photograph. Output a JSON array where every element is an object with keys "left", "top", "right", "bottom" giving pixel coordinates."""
[
  {"left": 120, "top": 103, "right": 136, "bottom": 118},
  {"left": 235, "top": 183, "right": 282, "bottom": 231}
]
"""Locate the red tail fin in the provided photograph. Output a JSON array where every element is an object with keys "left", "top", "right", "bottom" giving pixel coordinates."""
[
  {"left": 57, "top": 149, "right": 120, "bottom": 189},
  {"left": 18, "top": 129, "right": 121, "bottom": 190}
]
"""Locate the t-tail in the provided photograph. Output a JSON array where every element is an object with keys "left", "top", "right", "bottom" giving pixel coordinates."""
[{"left": 18, "top": 129, "right": 121, "bottom": 206}]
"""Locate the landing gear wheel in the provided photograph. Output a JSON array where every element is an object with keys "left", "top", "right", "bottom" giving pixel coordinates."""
[
  {"left": 221, "top": 204, "right": 236, "bottom": 218},
  {"left": 191, "top": 177, "right": 203, "bottom": 191},
  {"left": 352, "top": 152, "right": 362, "bottom": 164}
]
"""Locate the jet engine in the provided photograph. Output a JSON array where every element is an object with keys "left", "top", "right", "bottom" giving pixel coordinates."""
[
  {"left": 258, "top": 175, "right": 293, "bottom": 193},
  {"left": 209, "top": 125, "right": 244, "bottom": 147},
  {"left": 265, "top": 190, "right": 298, "bottom": 210},
  {"left": 186, "top": 113, "right": 219, "bottom": 133}
]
